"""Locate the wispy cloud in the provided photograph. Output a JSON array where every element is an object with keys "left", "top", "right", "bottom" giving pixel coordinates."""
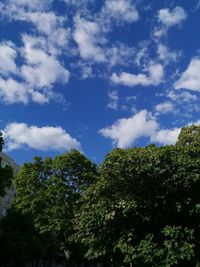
[{"left": 107, "top": 90, "right": 119, "bottom": 110}]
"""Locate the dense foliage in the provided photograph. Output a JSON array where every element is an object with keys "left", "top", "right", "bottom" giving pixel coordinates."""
[
  {"left": 3, "top": 125, "right": 200, "bottom": 266},
  {"left": 0, "top": 132, "right": 12, "bottom": 196},
  {"left": 74, "top": 126, "right": 200, "bottom": 266},
  {"left": 14, "top": 149, "right": 98, "bottom": 262},
  {"left": 0, "top": 208, "right": 59, "bottom": 267}
]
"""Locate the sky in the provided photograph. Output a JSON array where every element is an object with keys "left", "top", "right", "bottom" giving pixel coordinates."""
[{"left": 0, "top": 0, "right": 200, "bottom": 165}]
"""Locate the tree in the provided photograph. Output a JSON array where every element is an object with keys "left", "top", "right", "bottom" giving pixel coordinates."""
[
  {"left": 0, "top": 208, "right": 59, "bottom": 267},
  {"left": 0, "top": 132, "right": 3, "bottom": 152},
  {"left": 0, "top": 131, "right": 12, "bottom": 197},
  {"left": 176, "top": 125, "right": 200, "bottom": 147},
  {"left": 14, "top": 149, "right": 98, "bottom": 264},
  {"left": 75, "top": 126, "right": 200, "bottom": 266}
]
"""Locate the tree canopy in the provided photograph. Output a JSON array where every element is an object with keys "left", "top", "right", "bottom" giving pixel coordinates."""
[
  {"left": 0, "top": 132, "right": 13, "bottom": 197},
  {"left": 14, "top": 149, "right": 98, "bottom": 262},
  {"left": 12, "top": 125, "right": 200, "bottom": 266},
  {"left": 0, "top": 208, "right": 59, "bottom": 267},
  {"left": 75, "top": 126, "right": 200, "bottom": 266}
]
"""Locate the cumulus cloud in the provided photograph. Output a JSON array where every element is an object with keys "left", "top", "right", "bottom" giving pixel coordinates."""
[
  {"left": 106, "top": 43, "right": 134, "bottom": 67},
  {"left": 175, "top": 58, "right": 200, "bottom": 92},
  {"left": 111, "top": 63, "right": 164, "bottom": 87},
  {"left": 0, "top": 0, "right": 52, "bottom": 13},
  {"left": 101, "top": 0, "right": 139, "bottom": 24},
  {"left": 73, "top": 16, "right": 106, "bottom": 62},
  {"left": 99, "top": 110, "right": 158, "bottom": 148},
  {"left": 0, "top": 1, "right": 69, "bottom": 55},
  {"left": 157, "top": 44, "right": 180, "bottom": 64},
  {"left": 0, "top": 78, "right": 29, "bottom": 104},
  {"left": 153, "top": 6, "right": 187, "bottom": 39},
  {"left": 152, "top": 128, "right": 181, "bottom": 145},
  {"left": 3, "top": 122, "right": 81, "bottom": 151},
  {"left": 62, "top": 0, "right": 92, "bottom": 6},
  {"left": 25, "top": 12, "right": 65, "bottom": 35},
  {"left": 19, "top": 11, "right": 70, "bottom": 52},
  {"left": 0, "top": 35, "right": 70, "bottom": 105},
  {"left": 0, "top": 1, "right": 71, "bottom": 105},
  {"left": 99, "top": 110, "right": 184, "bottom": 147},
  {"left": 155, "top": 101, "right": 174, "bottom": 114},
  {"left": 0, "top": 42, "right": 18, "bottom": 75},
  {"left": 21, "top": 34, "right": 69, "bottom": 88},
  {"left": 158, "top": 6, "right": 187, "bottom": 28}
]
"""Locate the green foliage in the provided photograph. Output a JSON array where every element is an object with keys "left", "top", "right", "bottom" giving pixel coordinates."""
[
  {"left": 14, "top": 150, "right": 98, "bottom": 256},
  {"left": 75, "top": 126, "right": 200, "bottom": 266},
  {"left": 11, "top": 125, "right": 200, "bottom": 266},
  {"left": 0, "top": 208, "right": 59, "bottom": 267},
  {"left": 0, "top": 131, "right": 12, "bottom": 197},
  {"left": 176, "top": 125, "right": 200, "bottom": 147}
]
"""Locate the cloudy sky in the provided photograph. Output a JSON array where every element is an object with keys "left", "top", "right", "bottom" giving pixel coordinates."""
[{"left": 0, "top": 0, "right": 200, "bottom": 164}]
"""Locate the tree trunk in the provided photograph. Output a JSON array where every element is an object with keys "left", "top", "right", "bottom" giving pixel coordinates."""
[{"left": 64, "top": 249, "right": 71, "bottom": 266}]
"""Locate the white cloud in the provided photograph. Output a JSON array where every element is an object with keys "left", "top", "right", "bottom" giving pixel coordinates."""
[
  {"left": 0, "top": 77, "right": 52, "bottom": 105},
  {"left": 81, "top": 65, "right": 93, "bottom": 79},
  {"left": 20, "top": 11, "right": 70, "bottom": 52},
  {"left": 157, "top": 44, "right": 180, "bottom": 64},
  {"left": 106, "top": 44, "right": 134, "bottom": 67},
  {"left": 73, "top": 16, "right": 106, "bottom": 62},
  {"left": 62, "top": 0, "right": 91, "bottom": 6},
  {"left": 155, "top": 101, "right": 174, "bottom": 114},
  {"left": 134, "top": 42, "right": 149, "bottom": 67},
  {"left": 101, "top": 0, "right": 139, "bottom": 24},
  {"left": 0, "top": 78, "right": 29, "bottom": 104},
  {"left": 24, "top": 12, "right": 70, "bottom": 53},
  {"left": 99, "top": 110, "right": 184, "bottom": 147},
  {"left": 0, "top": 0, "right": 52, "bottom": 13},
  {"left": 21, "top": 34, "right": 70, "bottom": 88},
  {"left": 107, "top": 90, "right": 119, "bottom": 110},
  {"left": 0, "top": 2, "right": 69, "bottom": 55},
  {"left": 195, "top": 0, "right": 200, "bottom": 10},
  {"left": 25, "top": 12, "right": 65, "bottom": 36},
  {"left": 153, "top": 27, "right": 167, "bottom": 39},
  {"left": 3, "top": 122, "right": 81, "bottom": 151},
  {"left": 151, "top": 128, "right": 181, "bottom": 145},
  {"left": 99, "top": 110, "right": 158, "bottom": 148},
  {"left": 111, "top": 63, "right": 164, "bottom": 87},
  {"left": 153, "top": 6, "right": 187, "bottom": 39},
  {"left": 0, "top": 42, "right": 18, "bottom": 75},
  {"left": 175, "top": 58, "right": 200, "bottom": 92},
  {"left": 158, "top": 6, "right": 187, "bottom": 28},
  {"left": 0, "top": 35, "right": 70, "bottom": 105},
  {"left": 167, "top": 91, "right": 198, "bottom": 103}
]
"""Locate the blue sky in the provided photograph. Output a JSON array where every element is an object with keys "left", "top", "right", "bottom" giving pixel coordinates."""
[{"left": 1, "top": 0, "right": 200, "bottom": 164}]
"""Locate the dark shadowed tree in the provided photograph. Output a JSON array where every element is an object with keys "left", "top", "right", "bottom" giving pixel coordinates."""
[{"left": 0, "top": 208, "right": 59, "bottom": 267}]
